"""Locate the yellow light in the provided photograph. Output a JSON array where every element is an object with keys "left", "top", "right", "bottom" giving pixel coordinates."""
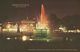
[
  {"left": 3, "top": 23, "right": 18, "bottom": 32},
  {"left": 30, "top": 24, "right": 33, "bottom": 27},
  {"left": 22, "top": 35, "right": 27, "bottom": 41},
  {"left": 20, "top": 28, "right": 27, "bottom": 32},
  {"left": 36, "top": 22, "right": 49, "bottom": 29},
  {"left": 77, "top": 29, "right": 80, "bottom": 33},
  {"left": 6, "top": 24, "right": 11, "bottom": 28},
  {"left": 59, "top": 26, "right": 67, "bottom": 33},
  {"left": 2, "top": 29, "right": 7, "bottom": 32},
  {"left": 20, "top": 25, "right": 28, "bottom": 32}
]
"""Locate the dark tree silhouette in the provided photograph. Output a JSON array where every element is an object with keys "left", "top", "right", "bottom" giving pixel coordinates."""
[
  {"left": 48, "top": 14, "right": 63, "bottom": 29},
  {"left": 63, "top": 15, "right": 80, "bottom": 29}
]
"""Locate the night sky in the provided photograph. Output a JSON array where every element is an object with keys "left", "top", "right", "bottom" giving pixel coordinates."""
[{"left": 0, "top": 0, "right": 80, "bottom": 20}]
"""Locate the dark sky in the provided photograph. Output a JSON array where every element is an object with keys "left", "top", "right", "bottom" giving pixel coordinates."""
[
  {"left": 0, "top": 0, "right": 80, "bottom": 20},
  {"left": 45, "top": 0, "right": 80, "bottom": 18}
]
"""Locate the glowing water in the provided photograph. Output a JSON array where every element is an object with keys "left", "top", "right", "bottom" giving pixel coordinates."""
[{"left": 37, "top": 4, "right": 49, "bottom": 29}]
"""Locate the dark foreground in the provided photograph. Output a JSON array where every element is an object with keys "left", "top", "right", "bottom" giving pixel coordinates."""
[
  {"left": 0, "top": 38, "right": 80, "bottom": 52},
  {"left": 0, "top": 33, "right": 80, "bottom": 52}
]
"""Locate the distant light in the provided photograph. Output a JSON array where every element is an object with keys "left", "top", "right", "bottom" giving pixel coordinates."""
[
  {"left": 6, "top": 37, "right": 11, "bottom": 40},
  {"left": 12, "top": 4, "right": 29, "bottom": 8},
  {"left": 30, "top": 24, "right": 34, "bottom": 27},
  {"left": 14, "top": 37, "right": 17, "bottom": 40},
  {"left": 66, "top": 37, "right": 68, "bottom": 41},
  {"left": 77, "top": 29, "right": 80, "bottom": 33},
  {"left": 70, "top": 39, "right": 73, "bottom": 42},
  {"left": 29, "top": 39, "right": 33, "bottom": 41},
  {"left": 46, "top": 39, "right": 50, "bottom": 42},
  {"left": 22, "top": 35, "right": 27, "bottom": 41},
  {"left": 0, "top": 26, "right": 2, "bottom": 32},
  {"left": 19, "top": 25, "right": 28, "bottom": 32},
  {"left": 0, "top": 23, "right": 2, "bottom": 25},
  {"left": 59, "top": 26, "right": 66, "bottom": 31}
]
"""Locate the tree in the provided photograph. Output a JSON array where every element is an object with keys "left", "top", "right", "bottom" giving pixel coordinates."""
[
  {"left": 63, "top": 15, "right": 80, "bottom": 29},
  {"left": 48, "top": 14, "right": 63, "bottom": 29}
]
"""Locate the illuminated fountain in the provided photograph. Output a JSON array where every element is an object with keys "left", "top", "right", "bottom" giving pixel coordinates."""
[
  {"left": 1, "top": 4, "right": 51, "bottom": 42},
  {"left": 35, "top": 4, "right": 50, "bottom": 39},
  {"left": 36, "top": 4, "right": 49, "bottom": 30}
]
